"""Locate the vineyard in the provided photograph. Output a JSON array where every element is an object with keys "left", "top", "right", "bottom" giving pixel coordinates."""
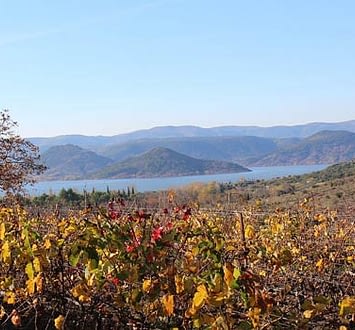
[{"left": 0, "top": 195, "right": 354, "bottom": 329}]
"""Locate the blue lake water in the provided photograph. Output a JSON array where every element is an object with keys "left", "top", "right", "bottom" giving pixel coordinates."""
[{"left": 27, "top": 164, "right": 327, "bottom": 195}]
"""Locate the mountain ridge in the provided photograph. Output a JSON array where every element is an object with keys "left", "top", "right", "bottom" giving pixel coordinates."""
[
  {"left": 89, "top": 147, "right": 250, "bottom": 179},
  {"left": 98, "top": 136, "right": 278, "bottom": 164},
  {"left": 40, "top": 144, "right": 113, "bottom": 180},
  {"left": 251, "top": 130, "right": 355, "bottom": 166},
  {"left": 30, "top": 120, "right": 355, "bottom": 152},
  {"left": 37, "top": 129, "right": 355, "bottom": 181}
]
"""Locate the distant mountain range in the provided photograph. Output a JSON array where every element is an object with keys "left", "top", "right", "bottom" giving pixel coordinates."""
[
  {"left": 39, "top": 146, "right": 249, "bottom": 180},
  {"left": 98, "top": 136, "right": 278, "bottom": 164},
  {"left": 34, "top": 121, "right": 355, "bottom": 181},
  {"left": 30, "top": 120, "right": 355, "bottom": 152}
]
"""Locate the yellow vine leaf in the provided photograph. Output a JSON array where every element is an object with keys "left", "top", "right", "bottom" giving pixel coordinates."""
[
  {"left": 26, "top": 279, "right": 35, "bottom": 295},
  {"left": 303, "top": 309, "right": 316, "bottom": 319},
  {"left": 271, "top": 222, "right": 283, "bottom": 235},
  {"left": 142, "top": 279, "right": 152, "bottom": 293},
  {"left": 192, "top": 246, "right": 199, "bottom": 256},
  {"left": 259, "top": 270, "right": 267, "bottom": 277},
  {"left": 212, "top": 273, "right": 223, "bottom": 293},
  {"left": 1, "top": 241, "right": 11, "bottom": 263},
  {"left": 33, "top": 257, "right": 41, "bottom": 273},
  {"left": 209, "top": 292, "right": 227, "bottom": 307},
  {"left": 212, "top": 316, "right": 229, "bottom": 330},
  {"left": 225, "top": 245, "right": 236, "bottom": 252},
  {"left": 339, "top": 296, "right": 355, "bottom": 316},
  {"left": 44, "top": 238, "right": 51, "bottom": 250},
  {"left": 25, "top": 262, "right": 34, "bottom": 280},
  {"left": 175, "top": 275, "right": 184, "bottom": 294},
  {"left": 35, "top": 274, "right": 43, "bottom": 293},
  {"left": 63, "top": 224, "right": 76, "bottom": 238},
  {"left": 43, "top": 233, "right": 59, "bottom": 250},
  {"left": 193, "top": 319, "right": 201, "bottom": 328},
  {"left": 248, "top": 307, "right": 261, "bottom": 328},
  {"left": 0, "top": 223, "right": 5, "bottom": 240},
  {"left": 4, "top": 291, "right": 16, "bottom": 304},
  {"left": 32, "top": 244, "right": 39, "bottom": 253},
  {"left": 54, "top": 315, "right": 65, "bottom": 330},
  {"left": 245, "top": 224, "right": 255, "bottom": 239},
  {"left": 79, "top": 293, "right": 91, "bottom": 303},
  {"left": 314, "top": 213, "right": 327, "bottom": 222},
  {"left": 223, "top": 264, "right": 234, "bottom": 287},
  {"left": 161, "top": 294, "right": 174, "bottom": 316},
  {"left": 193, "top": 284, "right": 208, "bottom": 309},
  {"left": 188, "top": 265, "right": 198, "bottom": 273},
  {"left": 71, "top": 283, "right": 91, "bottom": 303},
  {"left": 0, "top": 305, "right": 5, "bottom": 319},
  {"left": 316, "top": 258, "right": 324, "bottom": 271},
  {"left": 185, "top": 305, "right": 197, "bottom": 318},
  {"left": 87, "top": 273, "right": 96, "bottom": 287},
  {"left": 337, "top": 228, "right": 345, "bottom": 238}
]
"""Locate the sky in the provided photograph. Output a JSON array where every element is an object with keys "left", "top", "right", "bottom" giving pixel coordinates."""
[{"left": 1, "top": 0, "right": 355, "bottom": 137}]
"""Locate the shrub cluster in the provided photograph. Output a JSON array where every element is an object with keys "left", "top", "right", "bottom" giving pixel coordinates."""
[{"left": 0, "top": 197, "right": 354, "bottom": 329}]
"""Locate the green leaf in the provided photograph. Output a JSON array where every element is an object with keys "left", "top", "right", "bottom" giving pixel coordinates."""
[
  {"left": 69, "top": 250, "right": 82, "bottom": 267},
  {"left": 230, "top": 279, "right": 240, "bottom": 290},
  {"left": 86, "top": 246, "right": 99, "bottom": 269},
  {"left": 233, "top": 267, "right": 241, "bottom": 280},
  {"left": 23, "top": 227, "right": 33, "bottom": 255},
  {"left": 117, "top": 271, "right": 129, "bottom": 281},
  {"left": 314, "top": 295, "right": 330, "bottom": 305},
  {"left": 301, "top": 300, "right": 314, "bottom": 311},
  {"left": 131, "top": 288, "right": 143, "bottom": 303},
  {"left": 214, "top": 238, "right": 224, "bottom": 251},
  {"left": 237, "top": 321, "right": 252, "bottom": 330},
  {"left": 240, "top": 290, "right": 248, "bottom": 307}
]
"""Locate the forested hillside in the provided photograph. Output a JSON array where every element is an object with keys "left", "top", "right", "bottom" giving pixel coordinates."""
[
  {"left": 38, "top": 130, "right": 355, "bottom": 181},
  {"left": 91, "top": 147, "right": 250, "bottom": 179}
]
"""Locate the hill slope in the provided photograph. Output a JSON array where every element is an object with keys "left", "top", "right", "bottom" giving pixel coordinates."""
[
  {"left": 252, "top": 130, "right": 355, "bottom": 165},
  {"left": 91, "top": 147, "right": 250, "bottom": 179},
  {"left": 98, "top": 136, "right": 278, "bottom": 164},
  {"left": 41, "top": 144, "right": 113, "bottom": 180},
  {"left": 37, "top": 130, "right": 355, "bottom": 180}
]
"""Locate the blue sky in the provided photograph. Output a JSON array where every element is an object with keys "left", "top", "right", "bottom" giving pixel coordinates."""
[{"left": 1, "top": 0, "right": 354, "bottom": 137}]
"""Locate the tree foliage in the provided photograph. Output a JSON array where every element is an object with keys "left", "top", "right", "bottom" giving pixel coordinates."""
[{"left": 0, "top": 110, "right": 45, "bottom": 194}]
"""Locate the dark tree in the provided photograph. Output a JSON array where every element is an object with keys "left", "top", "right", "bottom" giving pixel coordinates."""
[{"left": 0, "top": 109, "right": 46, "bottom": 194}]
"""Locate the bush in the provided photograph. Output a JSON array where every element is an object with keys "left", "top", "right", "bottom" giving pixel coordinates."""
[{"left": 0, "top": 198, "right": 354, "bottom": 329}]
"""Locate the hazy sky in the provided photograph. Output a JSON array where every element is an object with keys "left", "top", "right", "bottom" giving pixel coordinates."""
[{"left": 1, "top": 0, "right": 355, "bottom": 137}]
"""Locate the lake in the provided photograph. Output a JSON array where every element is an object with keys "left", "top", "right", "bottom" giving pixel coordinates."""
[{"left": 27, "top": 164, "right": 328, "bottom": 195}]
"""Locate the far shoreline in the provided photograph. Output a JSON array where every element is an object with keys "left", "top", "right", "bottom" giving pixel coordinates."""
[{"left": 26, "top": 164, "right": 328, "bottom": 196}]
